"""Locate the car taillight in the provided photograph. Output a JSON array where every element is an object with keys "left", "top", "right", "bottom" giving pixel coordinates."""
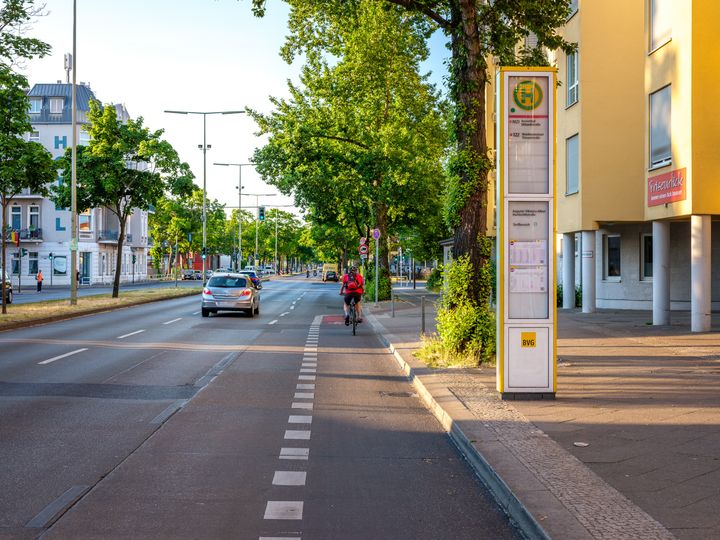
[
  {"left": 203, "top": 288, "right": 212, "bottom": 296},
  {"left": 240, "top": 289, "right": 252, "bottom": 297}
]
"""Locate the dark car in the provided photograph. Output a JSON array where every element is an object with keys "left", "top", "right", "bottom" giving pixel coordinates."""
[
  {"left": 2, "top": 271, "right": 11, "bottom": 304},
  {"left": 238, "top": 270, "right": 262, "bottom": 289},
  {"left": 201, "top": 273, "right": 260, "bottom": 317},
  {"left": 324, "top": 270, "right": 339, "bottom": 282}
]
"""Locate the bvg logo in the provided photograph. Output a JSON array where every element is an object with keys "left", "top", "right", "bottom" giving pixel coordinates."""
[
  {"left": 513, "top": 81, "right": 543, "bottom": 111},
  {"left": 521, "top": 332, "right": 537, "bottom": 348}
]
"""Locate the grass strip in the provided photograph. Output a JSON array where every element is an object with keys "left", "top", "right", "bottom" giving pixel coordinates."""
[{"left": 0, "top": 287, "right": 201, "bottom": 330}]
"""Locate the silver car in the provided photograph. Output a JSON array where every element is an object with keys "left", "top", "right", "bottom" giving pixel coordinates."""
[{"left": 201, "top": 273, "right": 260, "bottom": 317}]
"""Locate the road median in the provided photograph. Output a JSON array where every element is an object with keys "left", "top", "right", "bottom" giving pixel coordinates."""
[{"left": 0, "top": 287, "right": 201, "bottom": 332}]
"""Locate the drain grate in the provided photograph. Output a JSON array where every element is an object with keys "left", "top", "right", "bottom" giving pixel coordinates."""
[{"left": 380, "top": 391, "right": 417, "bottom": 398}]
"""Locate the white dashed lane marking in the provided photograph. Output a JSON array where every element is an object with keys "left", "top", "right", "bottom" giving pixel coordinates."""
[
  {"left": 38, "top": 348, "right": 89, "bottom": 365},
  {"left": 288, "top": 416, "right": 312, "bottom": 424},
  {"left": 117, "top": 329, "right": 145, "bottom": 339},
  {"left": 284, "top": 430, "right": 311, "bottom": 440},
  {"left": 298, "top": 375, "right": 316, "bottom": 381},
  {"left": 292, "top": 402, "right": 313, "bottom": 410},
  {"left": 272, "top": 471, "right": 307, "bottom": 486},
  {"left": 280, "top": 447, "right": 309, "bottom": 460},
  {"left": 263, "top": 501, "right": 303, "bottom": 520},
  {"left": 294, "top": 393, "right": 314, "bottom": 399},
  {"left": 296, "top": 384, "right": 315, "bottom": 390},
  {"left": 268, "top": 320, "right": 278, "bottom": 325},
  {"left": 163, "top": 317, "right": 182, "bottom": 325}
]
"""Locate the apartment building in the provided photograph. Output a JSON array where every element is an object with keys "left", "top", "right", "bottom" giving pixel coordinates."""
[
  {"left": 7, "top": 82, "right": 150, "bottom": 286},
  {"left": 555, "top": 0, "right": 720, "bottom": 331}
]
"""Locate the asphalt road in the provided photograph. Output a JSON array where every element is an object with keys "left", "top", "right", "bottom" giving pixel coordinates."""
[{"left": 0, "top": 277, "right": 520, "bottom": 539}]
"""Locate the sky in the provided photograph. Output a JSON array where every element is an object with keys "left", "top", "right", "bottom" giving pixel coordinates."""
[{"left": 22, "top": 0, "right": 450, "bottom": 219}]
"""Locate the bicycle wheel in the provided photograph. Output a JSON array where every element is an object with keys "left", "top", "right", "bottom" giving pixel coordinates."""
[{"left": 351, "top": 301, "right": 357, "bottom": 335}]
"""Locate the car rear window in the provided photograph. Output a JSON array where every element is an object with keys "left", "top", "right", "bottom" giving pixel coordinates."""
[{"left": 207, "top": 276, "right": 248, "bottom": 288}]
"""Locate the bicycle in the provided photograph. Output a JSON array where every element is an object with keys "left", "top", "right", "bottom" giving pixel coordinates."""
[{"left": 349, "top": 296, "right": 358, "bottom": 335}]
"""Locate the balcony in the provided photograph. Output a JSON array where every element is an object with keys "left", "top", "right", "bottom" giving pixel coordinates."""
[
  {"left": 15, "top": 188, "right": 44, "bottom": 198},
  {"left": 97, "top": 230, "right": 133, "bottom": 244},
  {"left": 8, "top": 228, "right": 43, "bottom": 242}
]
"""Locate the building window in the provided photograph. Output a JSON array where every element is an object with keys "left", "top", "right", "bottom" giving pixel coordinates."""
[
  {"left": 53, "top": 255, "right": 67, "bottom": 275},
  {"left": 567, "top": 51, "right": 579, "bottom": 106},
  {"left": 11, "top": 252, "right": 20, "bottom": 275},
  {"left": 79, "top": 210, "right": 92, "bottom": 232},
  {"left": 566, "top": 134, "right": 579, "bottom": 195},
  {"left": 604, "top": 235, "right": 621, "bottom": 280},
  {"left": 11, "top": 206, "right": 21, "bottom": 230},
  {"left": 569, "top": 0, "right": 578, "bottom": 16},
  {"left": 650, "top": 85, "right": 671, "bottom": 168},
  {"left": 29, "top": 205, "right": 39, "bottom": 230},
  {"left": 641, "top": 234, "right": 653, "bottom": 280},
  {"left": 29, "top": 131, "right": 40, "bottom": 141},
  {"left": 79, "top": 130, "right": 91, "bottom": 145},
  {"left": 29, "top": 98, "right": 42, "bottom": 114},
  {"left": 28, "top": 252, "right": 38, "bottom": 275},
  {"left": 650, "top": 0, "right": 672, "bottom": 51},
  {"left": 49, "top": 97, "right": 63, "bottom": 114}
]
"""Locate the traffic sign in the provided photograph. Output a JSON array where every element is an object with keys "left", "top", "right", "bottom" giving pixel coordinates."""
[
  {"left": 359, "top": 244, "right": 368, "bottom": 255},
  {"left": 360, "top": 254, "right": 368, "bottom": 260},
  {"left": 360, "top": 237, "right": 367, "bottom": 245},
  {"left": 372, "top": 228, "right": 380, "bottom": 239}
]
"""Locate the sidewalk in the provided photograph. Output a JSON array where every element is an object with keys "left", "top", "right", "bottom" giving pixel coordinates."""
[{"left": 366, "top": 289, "right": 720, "bottom": 540}]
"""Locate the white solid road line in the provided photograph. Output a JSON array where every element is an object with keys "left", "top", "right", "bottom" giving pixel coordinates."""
[
  {"left": 38, "top": 348, "right": 89, "bottom": 365},
  {"left": 117, "top": 329, "right": 145, "bottom": 339},
  {"left": 268, "top": 320, "right": 278, "bottom": 325},
  {"left": 163, "top": 318, "right": 182, "bottom": 325}
]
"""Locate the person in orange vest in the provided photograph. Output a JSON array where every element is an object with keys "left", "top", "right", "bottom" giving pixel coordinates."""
[{"left": 36, "top": 269, "right": 43, "bottom": 292}]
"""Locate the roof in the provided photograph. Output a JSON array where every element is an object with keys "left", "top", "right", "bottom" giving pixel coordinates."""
[{"left": 27, "top": 83, "right": 98, "bottom": 124}]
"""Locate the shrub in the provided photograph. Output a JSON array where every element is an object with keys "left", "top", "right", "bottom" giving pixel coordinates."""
[
  {"left": 364, "top": 265, "right": 391, "bottom": 301},
  {"left": 435, "top": 251, "right": 495, "bottom": 364},
  {"left": 426, "top": 267, "right": 443, "bottom": 291}
]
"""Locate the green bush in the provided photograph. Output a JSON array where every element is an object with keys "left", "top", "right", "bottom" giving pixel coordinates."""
[
  {"left": 435, "top": 251, "right": 495, "bottom": 364},
  {"left": 426, "top": 267, "right": 443, "bottom": 291},
  {"left": 363, "top": 265, "right": 391, "bottom": 301},
  {"left": 557, "top": 284, "right": 582, "bottom": 308}
]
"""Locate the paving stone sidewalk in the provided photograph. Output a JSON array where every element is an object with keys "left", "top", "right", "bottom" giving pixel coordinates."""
[{"left": 366, "top": 288, "right": 720, "bottom": 540}]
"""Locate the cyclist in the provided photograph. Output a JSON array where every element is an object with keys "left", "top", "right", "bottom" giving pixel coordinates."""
[{"left": 340, "top": 265, "right": 364, "bottom": 325}]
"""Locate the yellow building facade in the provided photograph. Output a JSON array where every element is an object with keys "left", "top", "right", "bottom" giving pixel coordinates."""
[{"left": 555, "top": 0, "right": 720, "bottom": 331}]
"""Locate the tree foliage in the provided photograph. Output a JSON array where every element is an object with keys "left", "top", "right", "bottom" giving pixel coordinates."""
[
  {"left": 249, "top": 0, "right": 448, "bottom": 273},
  {"left": 54, "top": 101, "right": 194, "bottom": 297},
  {"left": 0, "top": 0, "right": 50, "bottom": 69}
]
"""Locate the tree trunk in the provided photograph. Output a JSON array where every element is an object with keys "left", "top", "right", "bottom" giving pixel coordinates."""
[
  {"left": 449, "top": 0, "right": 491, "bottom": 301},
  {"left": 112, "top": 215, "right": 128, "bottom": 298},
  {"left": 1, "top": 197, "right": 7, "bottom": 314}
]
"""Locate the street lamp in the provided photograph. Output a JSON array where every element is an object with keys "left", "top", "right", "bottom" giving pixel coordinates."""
[
  {"left": 245, "top": 193, "right": 275, "bottom": 268},
  {"left": 214, "top": 162, "right": 255, "bottom": 271},
  {"left": 164, "top": 110, "right": 244, "bottom": 284},
  {"left": 70, "top": 0, "right": 78, "bottom": 305}
]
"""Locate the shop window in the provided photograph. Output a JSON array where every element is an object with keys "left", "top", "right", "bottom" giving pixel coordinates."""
[
  {"left": 650, "top": 85, "right": 671, "bottom": 168},
  {"left": 28, "top": 252, "right": 38, "bottom": 275},
  {"left": 640, "top": 234, "right": 653, "bottom": 280},
  {"left": 603, "top": 235, "right": 621, "bottom": 281},
  {"left": 566, "top": 134, "right": 579, "bottom": 195},
  {"left": 650, "top": 0, "right": 672, "bottom": 51}
]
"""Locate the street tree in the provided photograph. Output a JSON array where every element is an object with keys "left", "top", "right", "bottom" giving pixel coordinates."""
[
  {"left": 0, "top": 0, "right": 50, "bottom": 69},
  {"left": 0, "top": 68, "right": 55, "bottom": 314},
  {"left": 54, "top": 101, "right": 194, "bottom": 298},
  {"left": 250, "top": 0, "right": 574, "bottom": 356},
  {"left": 250, "top": 0, "right": 447, "bottom": 291}
]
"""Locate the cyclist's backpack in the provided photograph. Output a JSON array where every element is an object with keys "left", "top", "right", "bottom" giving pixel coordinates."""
[{"left": 346, "top": 273, "right": 359, "bottom": 291}]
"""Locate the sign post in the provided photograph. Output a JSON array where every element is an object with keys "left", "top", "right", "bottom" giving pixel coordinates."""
[
  {"left": 496, "top": 67, "right": 557, "bottom": 400},
  {"left": 372, "top": 228, "right": 381, "bottom": 305}
]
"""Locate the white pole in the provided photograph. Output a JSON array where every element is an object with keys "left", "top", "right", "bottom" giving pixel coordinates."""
[
  {"left": 652, "top": 221, "right": 670, "bottom": 325},
  {"left": 70, "top": 0, "right": 77, "bottom": 305},
  {"left": 374, "top": 235, "right": 379, "bottom": 306},
  {"left": 238, "top": 168, "right": 242, "bottom": 270},
  {"left": 691, "top": 215, "right": 711, "bottom": 332}
]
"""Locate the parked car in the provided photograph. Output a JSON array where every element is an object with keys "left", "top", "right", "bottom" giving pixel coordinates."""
[
  {"left": 2, "top": 271, "right": 12, "bottom": 304},
  {"left": 201, "top": 273, "right": 260, "bottom": 317},
  {"left": 238, "top": 270, "right": 262, "bottom": 289},
  {"left": 182, "top": 269, "right": 201, "bottom": 280},
  {"left": 324, "top": 270, "right": 339, "bottom": 282}
]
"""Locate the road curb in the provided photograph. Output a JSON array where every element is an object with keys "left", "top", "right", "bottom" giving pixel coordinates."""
[
  {"left": 0, "top": 290, "right": 200, "bottom": 333},
  {"left": 366, "top": 312, "right": 550, "bottom": 540}
]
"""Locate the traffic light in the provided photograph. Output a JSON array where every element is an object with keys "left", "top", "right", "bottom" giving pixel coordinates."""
[
  {"left": 20, "top": 248, "right": 27, "bottom": 257},
  {"left": 201, "top": 247, "right": 207, "bottom": 260},
  {"left": 258, "top": 206, "right": 266, "bottom": 222},
  {"left": 131, "top": 254, "right": 136, "bottom": 264},
  {"left": 49, "top": 252, "right": 54, "bottom": 260}
]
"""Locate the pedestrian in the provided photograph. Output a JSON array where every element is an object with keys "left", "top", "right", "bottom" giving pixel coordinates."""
[
  {"left": 76, "top": 270, "right": 80, "bottom": 286},
  {"left": 36, "top": 269, "right": 43, "bottom": 292}
]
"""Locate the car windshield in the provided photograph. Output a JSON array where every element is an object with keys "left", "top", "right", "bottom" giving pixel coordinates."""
[{"left": 207, "top": 276, "right": 247, "bottom": 288}]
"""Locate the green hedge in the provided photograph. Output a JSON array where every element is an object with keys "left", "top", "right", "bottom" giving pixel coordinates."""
[{"left": 363, "top": 265, "right": 391, "bottom": 301}]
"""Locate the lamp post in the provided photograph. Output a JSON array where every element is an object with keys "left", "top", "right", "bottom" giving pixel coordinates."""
[
  {"left": 70, "top": 0, "right": 78, "bottom": 305},
  {"left": 214, "top": 162, "right": 254, "bottom": 271},
  {"left": 245, "top": 193, "right": 275, "bottom": 268},
  {"left": 164, "top": 110, "right": 244, "bottom": 284}
]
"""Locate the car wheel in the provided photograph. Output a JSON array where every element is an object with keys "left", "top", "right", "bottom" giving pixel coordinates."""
[
  {"left": 6, "top": 291, "right": 12, "bottom": 304},
  {"left": 201, "top": 308, "right": 209, "bottom": 317},
  {"left": 254, "top": 303, "right": 260, "bottom": 315}
]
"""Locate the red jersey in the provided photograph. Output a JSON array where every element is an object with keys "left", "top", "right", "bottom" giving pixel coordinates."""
[{"left": 342, "top": 272, "right": 364, "bottom": 294}]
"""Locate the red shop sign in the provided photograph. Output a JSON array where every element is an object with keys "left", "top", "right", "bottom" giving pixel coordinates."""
[{"left": 648, "top": 168, "right": 686, "bottom": 207}]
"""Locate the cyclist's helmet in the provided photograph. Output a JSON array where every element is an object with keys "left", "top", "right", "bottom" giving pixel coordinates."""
[{"left": 350, "top": 266, "right": 358, "bottom": 272}]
